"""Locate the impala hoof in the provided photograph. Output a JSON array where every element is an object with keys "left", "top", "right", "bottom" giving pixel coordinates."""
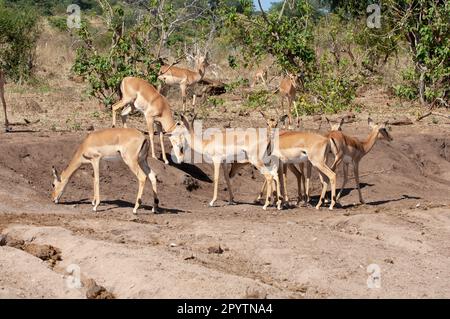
[
  {"left": 209, "top": 201, "right": 215, "bottom": 207},
  {"left": 132, "top": 208, "right": 137, "bottom": 214},
  {"left": 164, "top": 160, "right": 169, "bottom": 165}
]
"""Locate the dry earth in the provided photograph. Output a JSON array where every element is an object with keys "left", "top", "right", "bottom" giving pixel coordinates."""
[{"left": 0, "top": 104, "right": 449, "bottom": 298}]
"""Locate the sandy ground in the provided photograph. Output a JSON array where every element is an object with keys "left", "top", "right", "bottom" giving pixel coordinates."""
[{"left": 0, "top": 110, "right": 449, "bottom": 298}]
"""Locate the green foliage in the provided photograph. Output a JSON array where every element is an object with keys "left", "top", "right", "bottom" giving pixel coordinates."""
[
  {"left": 0, "top": 3, "right": 40, "bottom": 82},
  {"left": 72, "top": 9, "right": 162, "bottom": 107},
  {"left": 296, "top": 53, "right": 357, "bottom": 115},
  {"left": 48, "top": 16, "right": 68, "bottom": 32},
  {"left": 220, "top": 0, "right": 315, "bottom": 75},
  {"left": 244, "top": 89, "right": 272, "bottom": 109}
]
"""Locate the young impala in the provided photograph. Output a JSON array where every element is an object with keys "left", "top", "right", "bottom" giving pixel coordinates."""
[
  {"left": 51, "top": 128, "right": 159, "bottom": 214},
  {"left": 0, "top": 69, "right": 9, "bottom": 132},
  {"left": 158, "top": 51, "right": 209, "bottom": 112},
  {"left": 279, "top": 73, "right": 299, "bottom": 128},
  {"left": 170, "top": 115, "right": 281, "bottom": 210},
  {"left": 326, "top": 117, "right": 393, "bottom": 203},
  {"left": 111, "top": 76, "right": 179, "bottom": 164}
]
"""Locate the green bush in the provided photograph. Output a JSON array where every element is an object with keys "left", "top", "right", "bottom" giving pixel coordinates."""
[{"left": 0, "top": 3, "right": 40, "bottom": 82}]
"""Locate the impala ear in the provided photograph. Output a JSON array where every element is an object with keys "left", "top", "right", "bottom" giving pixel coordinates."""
[
  {"left": 52, "top": 166, "right": 61, "bottom": 182},
  {"left": 181, "top": 114, "right": 190, "bottom": 131},
  {"left": 338, "top": 117, "right": 344, "bottom": 129}
]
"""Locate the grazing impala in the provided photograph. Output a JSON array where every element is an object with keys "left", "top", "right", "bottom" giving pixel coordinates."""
[
  {"left": 279, "top": 73, "right": 299, "bottom": 128},
  {"left": 170, "top": 115, "right": 281, "bottom": 210},
  {"left": 158, "top": 53, "right": 209, "bottom": 111},
  {"left": 111, "top": 76, "right": 179, "bottom": 164},
  {"left": 326, "top": 117, "right": 393, "bottom": 203},
  {"left": 0, "top": 70, "right": 9, "bottom": 132},
  {"left": 51, "top": 128, "right": 159, "bottom": 214}
]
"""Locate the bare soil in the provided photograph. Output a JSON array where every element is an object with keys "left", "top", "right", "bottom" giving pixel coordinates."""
[{"left": 1, "top": 108, "right": 449, "bottom": 298}]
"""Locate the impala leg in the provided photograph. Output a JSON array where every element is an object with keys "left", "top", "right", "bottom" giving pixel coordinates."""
[
  {"left": 255, "top": 180, "right": 267, "bottom": 203},
  {"left": 336, "top": 163, "right": 348, "bottom": 201},
  {"left": 222, "top": 163, "right": 235, "bottom": 204},
  {"left": 287, "top": 98, "right": 293, "bottom": 129},
  {"left": 0, "top": 82, "right": 9, "bottom": 131},
  {"left": 120, "top": 105, "right": 132, "bottom": 128},
  {"left": 91, "top": 158, "right": 101, "bottom": 212},
  {"left": 263, "top": 174, "right": 272, "bottom": 210},
  {"left": 180, "top": 84, "right": 187, "bottom": 112},
  {"left": 354, "top": 162, "right": 365, "bottom": 204},
  {"left": 305, "top": 161, "right": 312, "bottom": 204},
  {"left": 145, "top": 116, "right": 157, "bottom": 160},
  {"left": 288, "top": 164, "right": 303, "bottom": 205},
  {"left": 138, "top": 153, "right": 159, "bottom": 213},
  {"left": 282, "top": 164, "right": 289, "bottom": 202},
  {"left": 312, "top": 161, "right": 336, "bottom": 210},
  {"left": 209, "top": 161, "right": 221, "bottom": 207},
  {"left": 159, "top": 132, "right": 169, "bottom": 164},
  {"left": 123, "top": 154, "right": 146, "bottom": 214},
  {"left": 111, "top": 100, "right": 126, "bottom": 128}
]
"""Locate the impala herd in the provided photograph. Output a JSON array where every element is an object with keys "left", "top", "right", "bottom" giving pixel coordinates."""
[{"left": 1, "top": 51, "right": 393, "bottom": 214}]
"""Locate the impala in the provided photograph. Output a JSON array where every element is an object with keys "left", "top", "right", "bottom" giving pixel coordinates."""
[
  {"left": 0, "top": 70, "right": 9, "bottom": 132},
  {"left": 229, "top": 111, "right": 306, "bottom": 206},
  {"left": 158, "top": 53, "right": 209, "bottom": 112},
  {"left": 170, "top": 115, "right": 281, "bottom": 210},
  {"left": 51, "top": 128, "right": 159, "bottom": 214},
  {"left": 250, "top": 66, "right": 268, "bottom": 88},
  {"left": 111, "top": 76, "right": 179, "bottom": 164},
  {"left": 279, "top": 73, "right": 299, "bottom": 129},
  {"left": 326, "top": 117, "right": 393, "bottom": 204}
]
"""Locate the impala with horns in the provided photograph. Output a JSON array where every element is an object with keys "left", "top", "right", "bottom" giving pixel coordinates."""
[
  {"left": 325, "top": 117, "right": 393, "bottom": 204},
  {"left": 51, "top": 128, "right": 159, "bottom": 214},
  {"left": 111, "top": 76, "right": 180, "bottom": 164},
  {"left": 158, "top": 44, "right": 210, "bottom": 112},
  {"left": 170, "top": 114, "right": 282, "bottom": 210}
]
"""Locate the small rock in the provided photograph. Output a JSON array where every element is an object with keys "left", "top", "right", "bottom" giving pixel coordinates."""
[
  {"left": 85, "top": 278, "right": 115, "bottom": 299},
  {"left": 182, "top": 175, "right": 200, "bottom": 192},
  {"left": 87, "top": 125, "right": 95, "bottom": 131},
  {"left": 384, "top": 258, "right": 394, "bottom": 264},
  {"left": 0, "top": 234, "right": 6, "bottom": 246},
  {"left": 207, "top": 245, "right": 224, "bottom": 254},
  {"left": 170, "top": 243, "right": 178, "bottom": 247}
]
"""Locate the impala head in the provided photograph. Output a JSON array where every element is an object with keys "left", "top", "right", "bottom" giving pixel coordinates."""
[
  {"left": 168, "top": 122, "right": 188, "bottom": 164},
  {"left": 368, "top": 117, "right": 393, "bottom": 141},
  {"left": 51, "top": 166, "right": 66, "bottom": 204},
  {"left": 326, "top": 117, "right": 344, "bottom": 131},
  {"left": 259, "top": 110, "right": 279, "bottom": 131},
  {"left": 195, "top": 54, "right": 209, "bottom": 71}
]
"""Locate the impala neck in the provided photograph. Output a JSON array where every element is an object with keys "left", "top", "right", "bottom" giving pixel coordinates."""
[
  {"left": 196, "top": 64, "right": 206, "bottom": 80},
  {"left": 60, "top": 148, "right": 83, "bottom": 185},
  {"left": 361, "top": 128, "right": 379, "bottom": 154},
  {"left": 159, "top": 109, "right": 177, "bottom": 133}
]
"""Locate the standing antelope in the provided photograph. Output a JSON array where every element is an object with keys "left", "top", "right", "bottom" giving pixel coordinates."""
[
  {"left": 250, "top": 66, "right": 268, "bottom": 88},
  {"left": 51, "top": 128, "right": 159, "bottom": 214},
  {"left": 229, "top": 111, "right": 306, "bottom": 206},
  {"left": 170, "top": 115, "right": 281, "bottom": 210},
  {"left": 111, "top": 76, "right": 179, "bottom": 164},
  {"left": 158, "top": 53, "right": 209, "bottom": 112},
  {"left": 326, "top": 117, "right": 393, "bottom": 204},
  {"left": 0, "top": 70, "right": 9, "bottom": 132},
  {"left": 279, "top": 73, "right": 299, "bottom": 129},
  {"left": 271, "top": 131, "right": 337, "bottom": 209}
]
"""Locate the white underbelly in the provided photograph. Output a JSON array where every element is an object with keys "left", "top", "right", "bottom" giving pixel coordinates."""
[{"left": 102, "top": 153, "right": 121, "bottom": 161}]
